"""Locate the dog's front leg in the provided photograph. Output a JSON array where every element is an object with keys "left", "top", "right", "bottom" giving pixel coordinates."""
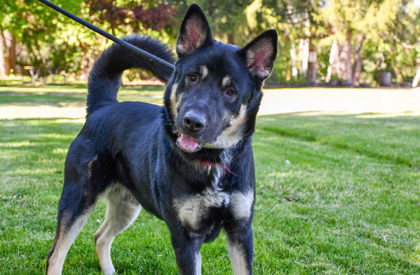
[
  {"left": 225, "top": 225, "right": 254, "bottom": 275},
  {"left": 171, "top": 233, "right": 203, "bottom": 275}
]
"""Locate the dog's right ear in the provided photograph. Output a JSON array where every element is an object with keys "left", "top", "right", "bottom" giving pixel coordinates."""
[
  {"left": 239, "top": 29, "right": 278, "bottom": 80},
  {"left": 176, "top": 4, "right": 213, "bottom": 57}
]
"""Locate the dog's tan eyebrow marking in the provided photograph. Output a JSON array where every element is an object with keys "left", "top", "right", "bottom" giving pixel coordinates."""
[
  {"left": 200, "top": 65, "right": 208, "bottom": 79},
  {"left": 222, "top": 75, "right": 232, "bottom": 87}
]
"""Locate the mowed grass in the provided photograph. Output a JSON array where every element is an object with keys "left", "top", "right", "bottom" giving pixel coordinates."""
[{"left": 0, "top": 84, "right": 419, "bottom": 274}]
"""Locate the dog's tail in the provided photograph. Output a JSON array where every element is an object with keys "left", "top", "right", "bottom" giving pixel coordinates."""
[{"left": 87, "top": 35, "right": 175, "bottom": 114}]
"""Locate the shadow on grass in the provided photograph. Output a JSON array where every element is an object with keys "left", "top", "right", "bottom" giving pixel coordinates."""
[
  {"left": 0, "top": 93, "right": 86, "bottom": 106},
  {"left": 0, "top": 82, "right": 88, "bottom": 88},
  {"left": 0, "top": 84, "right": 165, "bottom": 107}
]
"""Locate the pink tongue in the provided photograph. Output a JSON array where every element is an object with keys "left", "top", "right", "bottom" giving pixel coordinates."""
[{"left": 179, "top": 135, "right": 199, "bottom": 152}]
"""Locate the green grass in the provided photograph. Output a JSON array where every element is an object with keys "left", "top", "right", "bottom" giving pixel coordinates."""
[{"left": 0, "top": 85, "right": 419, "bottom": 274}]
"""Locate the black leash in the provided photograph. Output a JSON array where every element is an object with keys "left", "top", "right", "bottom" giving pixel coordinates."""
[{"left": 38, "top": 0, "right": 175, "bottom": 72}]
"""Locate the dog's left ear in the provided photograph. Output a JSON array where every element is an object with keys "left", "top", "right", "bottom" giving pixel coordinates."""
[
  {"left": 176, "top": 4, "right": 213, "bottom": 56},
  {"left": 239, "top": 29, "right": 278, "bottom": 80}
]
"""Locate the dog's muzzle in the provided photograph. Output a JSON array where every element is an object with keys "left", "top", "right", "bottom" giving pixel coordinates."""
[{"left": 175, "top": 110, "right": 206, "bottom": 152}]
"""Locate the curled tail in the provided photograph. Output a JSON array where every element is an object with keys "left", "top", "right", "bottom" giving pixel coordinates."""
[{"left": 87, "top": 35, "right": 175, "bottom": 114}]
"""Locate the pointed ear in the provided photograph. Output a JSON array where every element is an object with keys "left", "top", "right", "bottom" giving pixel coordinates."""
[
  {"left": 239, "top": 29, "right": 278, "bottom": 79},
  {"left": 176, "top": 4, "right": 213, "bottom": 56}
]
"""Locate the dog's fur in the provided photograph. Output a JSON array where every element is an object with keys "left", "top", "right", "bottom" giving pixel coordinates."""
[{"left": 46, "top": 4, "right": 277, "bottom": 275}]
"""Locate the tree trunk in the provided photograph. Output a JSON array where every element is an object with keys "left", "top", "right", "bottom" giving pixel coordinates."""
[
  {"left": 0, "top": 30, "right": 17, "bottom": 76},
  {"left": 0, "top": 36, "right": 4, "bottom": 77},
  {"left": 290, "top": 44, "right": 298, "bottom": 81},
  {"left": 412, "top": 66, "right": 420, "bottom": 88},
  {"left": 352, "top": 35, "right": 365, "bottom": 86},
  {"left": 227, "top": 33, "right": 235, "bottom": 45},
  {"left": 300, "top": 38, "right": 309, "bottom": 75},
  {"left": 306, "top": 41, "right": 317, "bottom": 86},
  {"left": 79, "top": 41, "right": 91, "bottom": 80},
  {"left": 326, "top": 39, "right": 338, "bottom": 83},
  {"left": 337, "top": 33, "right": 353, "bottom": 86}
]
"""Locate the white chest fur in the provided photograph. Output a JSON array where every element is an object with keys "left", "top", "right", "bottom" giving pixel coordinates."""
[
  {"left": 174, "top": 188, "right": 254, "bottom": 231},
  {"left": 174, "top": 188, "right": 230, "bottom": 230}
]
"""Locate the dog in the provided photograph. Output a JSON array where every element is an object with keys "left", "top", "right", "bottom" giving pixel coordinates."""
[{"left": 46, "top": 4, "right": 277, "bottom": 275}]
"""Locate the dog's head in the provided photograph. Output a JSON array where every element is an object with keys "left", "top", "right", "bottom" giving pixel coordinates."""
[{"left": 164, "top": 4, "right": 277, "bottom": 153}]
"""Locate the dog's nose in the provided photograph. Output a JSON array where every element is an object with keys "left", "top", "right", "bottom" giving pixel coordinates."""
[{"left": 183, "top": 111, "right": 206, "bottom": 133}]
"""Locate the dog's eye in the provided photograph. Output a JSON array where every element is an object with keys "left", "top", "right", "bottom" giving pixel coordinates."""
[
  {"left": 225, "top": 88, "right": 236, "bottom": 96},
  {"left": 189, "top": 74, "right": 198, "bottom": 82}
]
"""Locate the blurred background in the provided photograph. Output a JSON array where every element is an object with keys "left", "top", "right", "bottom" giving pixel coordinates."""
[{"left": 0, "top": 0, "right": 419, "bottom": 87}]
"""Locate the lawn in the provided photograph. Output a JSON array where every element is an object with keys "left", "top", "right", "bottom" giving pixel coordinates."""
[{"left": 0, "top": 84, "right": 419, "bottom": 274}]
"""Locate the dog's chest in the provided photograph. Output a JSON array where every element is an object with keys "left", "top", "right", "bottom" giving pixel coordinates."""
[
  {"left": 173, "top": 187, "right": 254, "bottom": 232},
  {"left": 174, "top": 188, "right": 229, "bottom": 231}
]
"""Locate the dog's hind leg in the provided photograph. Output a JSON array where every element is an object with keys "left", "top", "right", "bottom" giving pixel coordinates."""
[
  {"left": 94, "top": 185, "right": 141, "bottom": 275},
  {"left": 47, "top": 205, "right": 95, "bottom": 275},
  {"left": 47, "top": 176, "right": 97, "bottom": 275},
  {"left": 47, "top": 137, "right": 105, "bottom": 275}
]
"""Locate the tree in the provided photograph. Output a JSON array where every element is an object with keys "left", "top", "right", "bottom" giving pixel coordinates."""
[
  {"left": 1, "top": 0, "right": 418, "bottom": 86},
  {"left": 250, "top": 0, "right": 328, "bottom": 85},
  {"left": 0, "top": 0, "right": 183, "bottom": 80},
  {"left": 0, "top": 0, "right": 84, "bottom": 77},
  {"left": 0, "top": 29, "right": 16, "bottom": 77},
  {"left": 85, "top": 0, "right": 179, "bottom": 36},
  {"left": 374, "top": 0, "right": 419, "bottom": 84},
  {"left": 319, "top": 0, "right": 418, "bottom": 86},
  {"left": 0, "top": 0, "right": 26, "bottom": 76},
  {"left": 255, "top": 0, "right": 418, "bottom": 86}
]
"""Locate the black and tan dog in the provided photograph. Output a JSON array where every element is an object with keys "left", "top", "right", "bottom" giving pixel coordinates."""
[{"left": 47, "top": 4, "right": 277, "bottom": 275}]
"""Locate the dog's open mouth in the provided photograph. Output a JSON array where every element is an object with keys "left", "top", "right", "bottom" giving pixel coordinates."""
[{"left": 176, "top": 133, "right": 204, "bottom": 153}]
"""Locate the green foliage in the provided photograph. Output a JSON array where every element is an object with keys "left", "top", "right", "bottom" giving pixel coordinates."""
[
  {"left": 316, "top": 0, "right": 418, "bottom": 84},
  {"left": 85, "top": 0, "right": 180, "bottom": 39},
  {"left": 0, "top": 0, "right": 84, "bottom": 74},
  {"left": 1, "top": 0, "right": 182, "bottom": 79},
  {"left": 0, "top": 0, "right": 419, "bottom": 84}
]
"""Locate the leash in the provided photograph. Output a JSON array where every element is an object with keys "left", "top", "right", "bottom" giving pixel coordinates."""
[{"left": 38, "top": 0, "right": 175, "bottom": 72}]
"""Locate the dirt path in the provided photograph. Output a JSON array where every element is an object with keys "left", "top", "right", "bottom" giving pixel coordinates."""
[
  {"left": 259, "top": 88, "right": 420, "bottom": 116},
  {"left": 0, "top": 88, "right": 419, "bottom": 119}
]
